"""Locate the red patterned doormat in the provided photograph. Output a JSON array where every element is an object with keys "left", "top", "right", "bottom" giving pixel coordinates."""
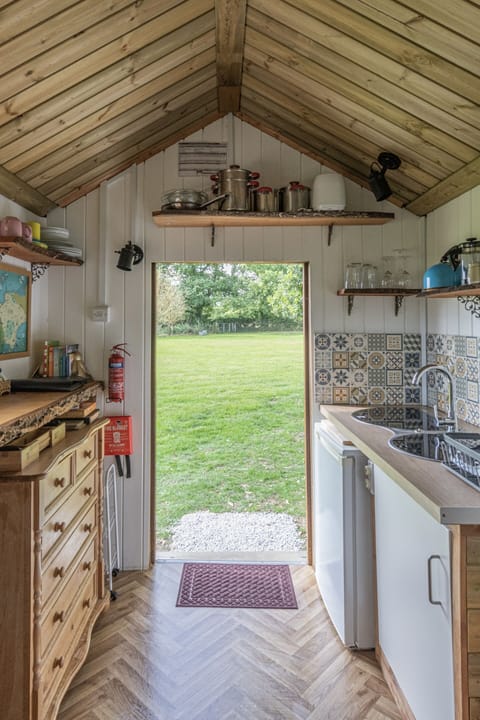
[{"left": 176, "top": 563, "right": 298, "bottom": 609}]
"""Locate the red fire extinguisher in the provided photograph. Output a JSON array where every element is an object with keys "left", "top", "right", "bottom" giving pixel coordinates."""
[{"left": 107, "top": 343, "right": 131, "bottom": 402}]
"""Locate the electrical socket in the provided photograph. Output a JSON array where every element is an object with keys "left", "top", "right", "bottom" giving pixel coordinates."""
[{"left": 91, "top": 305, "right": 110, "bottom": 322}]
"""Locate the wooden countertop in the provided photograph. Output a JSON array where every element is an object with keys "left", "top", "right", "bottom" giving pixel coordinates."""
[{"left": 320, "top": 405, "right": 480, "bottom": 525}]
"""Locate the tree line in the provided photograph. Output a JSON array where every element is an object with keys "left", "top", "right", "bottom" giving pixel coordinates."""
[{"left": 156, "top": 263, "right": 303, "bottom": 333}]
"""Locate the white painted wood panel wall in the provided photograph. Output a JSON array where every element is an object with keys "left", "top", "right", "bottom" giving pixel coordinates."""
[
  {"left": 45, "top": 116, "right": 426, "bottom": 569},
  {"left": 425, "top": 186, "right": 480, "bottom": 337}
]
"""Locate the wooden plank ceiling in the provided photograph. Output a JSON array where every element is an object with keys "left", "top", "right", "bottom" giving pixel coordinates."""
[{"left": 1, "top": 0, "right": 479, "bottom": 217}]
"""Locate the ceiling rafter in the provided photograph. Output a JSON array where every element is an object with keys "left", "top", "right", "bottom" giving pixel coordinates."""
[
  {"left": 215, "top": 0, "right": 247, "bottom": 112},
  {"left": 0, "top": 0, "right": 479, "bottom": 215}
]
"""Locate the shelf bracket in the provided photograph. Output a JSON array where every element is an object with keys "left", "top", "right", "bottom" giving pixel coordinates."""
[
  {"left": 327, "top": 224, "right": 334, "bottom": 246},
  {"left": 211, "top": 224, "right": 215, "bottom": 247},
  {"left": 347, "top": 294, "right": 354, "bottom": 315},
  {"left": 31, "top": 264, "right": 48, "bottom": 282},
  {"left": 394, "top": 295, "right": 404, "bottom": 316},
  {"left": 458, "top": 295, "right": 480, "bottom": 318}
]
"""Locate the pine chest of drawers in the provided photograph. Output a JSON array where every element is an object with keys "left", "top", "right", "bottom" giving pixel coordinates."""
[{"left": 0, "top": 419, "right": 109, "bottom": 720}]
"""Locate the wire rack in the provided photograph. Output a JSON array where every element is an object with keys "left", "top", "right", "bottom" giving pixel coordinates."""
[
  {"left": 104, "top": 463, "right": 120, "bottom": 600},
  {"left": 441, "top": 433, "right": 480, "bottom": 491}
]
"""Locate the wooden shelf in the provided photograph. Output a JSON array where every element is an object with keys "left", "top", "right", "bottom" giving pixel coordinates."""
[
  {"left": 417, "top": 282, "right": 480, "bottom": 318},
  {"left": 337, "top": 288, "right": 420, "bottom": 316},
  {"left": 0, "top": 237, "right": 83, "bottom": 267},
  {"left": 0, "top": 381, "right": 101, "bottom": 448},
  {"left": 417, "top": 283, "right": 480, "bottom": 299},
  {"left": 152, "top": 209, "right": 395, "bottom": 228}
]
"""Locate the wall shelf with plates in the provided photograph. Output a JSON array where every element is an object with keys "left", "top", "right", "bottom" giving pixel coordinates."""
[
  {"left": 0, "top": 237, "right": 83, "bottom": 281},
  {"left": 337, "top": 288, "right": 421, "bottom": 316}
]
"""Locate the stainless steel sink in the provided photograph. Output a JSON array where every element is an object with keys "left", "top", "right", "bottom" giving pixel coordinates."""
[
  {"left": 388, "top": 431, "right": 446, "bottom": 461},
  {"left": 352, "top": 405, "right": 440, "bottom": 432}
]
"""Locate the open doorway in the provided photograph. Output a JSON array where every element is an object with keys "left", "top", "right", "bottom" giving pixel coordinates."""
[{"left": 153, "top": 263, "right": 309, "bottom": 561}]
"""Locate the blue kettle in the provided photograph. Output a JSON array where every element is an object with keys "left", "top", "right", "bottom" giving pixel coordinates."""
[{"left": 422, "top": 261, "right": 456, "bottom": 289}]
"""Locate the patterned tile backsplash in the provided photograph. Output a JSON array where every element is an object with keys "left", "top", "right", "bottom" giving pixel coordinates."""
[
  {"left": 314, "top": 333, "right": 422, "bottom": 405},
  {"left": 426, "top": 333, "right": 480, "bottom": 426}
]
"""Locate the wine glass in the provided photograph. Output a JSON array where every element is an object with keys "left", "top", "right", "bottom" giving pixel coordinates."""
[
  {"left": 393, "top": 249, "right": 411, "bottom": 289},
  {"left": 381, "top": 256, "right": 394, "bottom": 288}
]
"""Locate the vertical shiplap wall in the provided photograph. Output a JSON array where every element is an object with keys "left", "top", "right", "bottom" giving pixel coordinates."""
[
  {"left": 0, "top": 195, "right": 47, "bottom": 377},
  {"left": 425, "top": 186, "right": 480, "bottom": 337},
  {"left": 47, "top": 116, "right": 425, "bottom": 569}
]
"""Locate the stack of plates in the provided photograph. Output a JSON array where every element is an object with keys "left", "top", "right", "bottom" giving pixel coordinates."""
[
  {"left": 41, "top": 226, "right": 82, "bottom": 258},
  {"left": 42, "top": 226, "right": 70, "bottom": 242}
]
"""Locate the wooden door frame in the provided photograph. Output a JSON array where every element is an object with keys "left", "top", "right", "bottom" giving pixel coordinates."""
[{"left": 149, "top": 261, "right": 313, "bottom": 567}]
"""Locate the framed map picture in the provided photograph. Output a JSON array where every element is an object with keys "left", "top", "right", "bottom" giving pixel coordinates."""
[{"left": 0, "top": 263, "right": 31, "bottom": 359}]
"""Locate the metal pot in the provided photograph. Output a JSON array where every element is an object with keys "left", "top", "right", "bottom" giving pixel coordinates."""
[
  {"left": 279, "top": 181, "right": 310, "bottom": 212},
  {"left": 254, "top": 186, "right": 279, "bottom": 212},
  {"left": 161, "top": 188, "right": 229, "bottom": 211},
  {"left": 210, "top": 165, "right": 260, "bottom": 210}
]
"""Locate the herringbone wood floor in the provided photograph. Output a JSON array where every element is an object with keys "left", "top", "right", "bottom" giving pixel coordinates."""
[{"left": 58, "top": 563, "right": 401, "bottom": 720}]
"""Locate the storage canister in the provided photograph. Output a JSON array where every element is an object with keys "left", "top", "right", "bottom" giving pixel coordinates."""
[
  {"left": 279, "top": 182, "right": 310, "bottom": 212},
  {"left": 254, "top": 187, "right": 279, "bottom": 212}
]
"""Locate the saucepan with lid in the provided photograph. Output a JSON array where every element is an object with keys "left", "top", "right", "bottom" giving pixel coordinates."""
[{"left": 211, "top": 165, "right": 261, "bottom": 211}]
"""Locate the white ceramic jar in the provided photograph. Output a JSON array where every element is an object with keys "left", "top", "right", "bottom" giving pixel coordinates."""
[{"left": 312, "top": 172, "right": 346, "bottom": 211}]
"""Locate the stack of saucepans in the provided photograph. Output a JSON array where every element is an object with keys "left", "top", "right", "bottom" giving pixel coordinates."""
[{"left": 161, "top": 166, "right": 311, "bottom": 212}]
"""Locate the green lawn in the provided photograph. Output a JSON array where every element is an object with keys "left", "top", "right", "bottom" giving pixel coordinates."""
[{"left": 155, "top": 332, "right": 305, "bottom": 546}]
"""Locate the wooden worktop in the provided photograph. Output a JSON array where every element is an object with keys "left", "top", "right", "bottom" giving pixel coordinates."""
[{"left": 320, "top": 405, "right": 480, "bottom": 524}]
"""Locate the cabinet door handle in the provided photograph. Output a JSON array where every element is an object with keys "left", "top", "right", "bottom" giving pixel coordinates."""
[
  {"left": 427, "top": 554, "right": 443, "bottom": 606},
  {"left": 54, "top": 477, "right": 65, "bottom": 488},
  {"left": 53, "top": 610, "right": 65, "bottom": 623},
  {"left": 83, "top": 598, "right": 91, "bottom": 609},
  {"left": 53, "top": 521, "right": 66, "bottom": 532},
  {"left": 53, "top": 566, "right": 65, "bottom": 578},
  {"left": 83, "top": 486, "right": 93, "bottom": 496},
  {"left": 84, "top": 449, "right": 93, "bottom": 459},
  {"left": 83, "top": 523, "right": 93, "bottom": 533},
  {"left": 83, "top": 561, "right": 92, "bottom": 571},
  {"left": 53, "top": 656, "right": 64, "bottom": 670}
]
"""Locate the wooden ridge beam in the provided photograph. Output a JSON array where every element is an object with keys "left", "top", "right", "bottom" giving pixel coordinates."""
[
  {"left": 0, "top": 165, "right": 55, "bottom": 217},
  {"left": 215, "top": 0, "right": 247, "bottom": 112}
]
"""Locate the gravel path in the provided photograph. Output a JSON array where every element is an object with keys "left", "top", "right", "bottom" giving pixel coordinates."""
[{"left": 170, "top": 511, "right": 305, "bottom": 552}]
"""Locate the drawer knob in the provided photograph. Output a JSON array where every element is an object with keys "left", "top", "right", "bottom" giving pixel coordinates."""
[
  {"left": 83, "top": 598, "right": 91, "bottom": 609},
  {"left": 83, "top": 522, "right": 93, "bottom": 533},
  {"left": 83, "top": 486, "right": 93, "bottom": 496},
  {"left": 53, "top": 610, "right": 65, "bottom": 623},
  {"left": 83, "top": 449, "right": 93, "bottom": 459},
  {"left": 53, "top": 521, "right": 66, "bottom": 532},
  {"left": 53, "top": 656, "right": 64, "bottom": 670},
  {"left": 54, "top": 477, "right": 66, "bottom": 488},
  {"left": 83, "top": 561, "right": 92, "bottom": 571},
  {"left": 53, "top": 566, "right": 65, "bottom": 578}
]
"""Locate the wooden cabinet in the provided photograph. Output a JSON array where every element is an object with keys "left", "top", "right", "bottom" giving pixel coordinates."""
[
  {"left": 0, "top": 420, "right": 108, "bottom": 720},
  {"left": 373, "top": 464, "right": 455, "bottom": 720}
]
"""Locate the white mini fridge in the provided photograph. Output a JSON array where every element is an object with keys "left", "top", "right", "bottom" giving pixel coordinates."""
[{"left": 313, "top": 420, "right": 375, "bottom": 649}]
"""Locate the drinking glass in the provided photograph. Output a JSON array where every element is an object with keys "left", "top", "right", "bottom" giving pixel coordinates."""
[
  {"left": 362, "top": 264, "right": 377, "bottom": 288},
  {"left": 345, "top": 262, "right": 362, "bottom": 288}
]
